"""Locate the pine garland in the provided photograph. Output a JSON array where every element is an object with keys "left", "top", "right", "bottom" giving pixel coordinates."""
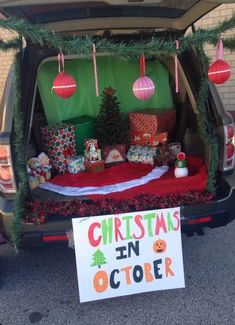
[
  {"left": 0, "top": 38, "right": 19, "bottom": 51},
  {"left": 1, "top": 13, "right": 235, "bottom": 245},
  {"left": 9, "top": 49, "right": 29, "bottom": 249},
  {"left": 196, "top": 78, "right": 218, "bottom": 192},
  {"left": 1, "top": 14, "right": 235, "bottom": 56}
]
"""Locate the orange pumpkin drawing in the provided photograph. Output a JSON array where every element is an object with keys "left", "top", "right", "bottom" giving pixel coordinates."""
[{"left": 153, "top": 239, "right": 167, "bottom": 253}]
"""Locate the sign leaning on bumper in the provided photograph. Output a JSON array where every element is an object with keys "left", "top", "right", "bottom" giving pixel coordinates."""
[{"left": 72, "top": 207, "right": 185, "bottom": 303}]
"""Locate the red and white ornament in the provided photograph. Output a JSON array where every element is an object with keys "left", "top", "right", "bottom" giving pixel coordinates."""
[
  {"left": 208, "top": 39, "right": 231, "bottom": 85},
  {"left": 52, "top": 52, "right": 77, "bottom": 98},
  {"left": 174, "top": 152, "right": 188, "bottom": 178},
  {"left": 133, "top": 54, "right": 155, "bottom": 100}
]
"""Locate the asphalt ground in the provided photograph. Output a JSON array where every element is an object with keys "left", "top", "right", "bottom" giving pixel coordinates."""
[{"left": 0, "top": 221, "right": 235, "bottom": 325}]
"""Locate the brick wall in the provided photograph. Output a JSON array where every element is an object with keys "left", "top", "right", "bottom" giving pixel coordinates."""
[
  {"left": 1, "top": 4, "right": 235, "bottom": 109},
  {"left": 195, "top": 3, "right": 235, "bottom": 111},
  {"left": 0, "top": 29, "right": 15, "bottom": 101}
]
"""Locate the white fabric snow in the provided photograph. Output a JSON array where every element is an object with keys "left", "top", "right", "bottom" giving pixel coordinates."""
[{"left": 39, "top": 165, "right": 169, "bottom": 196}]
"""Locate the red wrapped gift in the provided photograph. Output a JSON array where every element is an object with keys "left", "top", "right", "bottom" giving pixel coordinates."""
[
  {"left": 129, "top": 109, "right": 176, "bottom": 134},
  {"left": 41, "top": 124, "right": 77, "bottom": 173},
  {"left": 84, "top": 160, "right": 105, "bottom": 173},
  {"left": 130, "top": 131, "right": 168, "bottom": 146}
]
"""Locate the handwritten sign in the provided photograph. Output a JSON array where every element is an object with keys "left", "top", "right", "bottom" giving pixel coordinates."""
[{"left": 72, "top": 207, "right": 185, "bottom": 303}]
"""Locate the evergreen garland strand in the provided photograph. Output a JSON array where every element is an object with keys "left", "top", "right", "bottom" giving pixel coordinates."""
[
  {"left": 1, "top": 14, "right": 235, "bottom": 55},
  {"left": 0, "top": 38, "right": 19, "bottom": 51},
  {"left": 9, "top": 49, "right": 29, "bottom": 249},
  {"left": 194, "top": 46, "right": 218, "bottom": 192},
  {"left": 196, "top": 78, "right": 218, "bottom": 192}
]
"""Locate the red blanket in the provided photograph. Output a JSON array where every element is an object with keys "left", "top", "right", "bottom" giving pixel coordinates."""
[{"left": 48, "top": 156, "right": 208, "bottom": 200}]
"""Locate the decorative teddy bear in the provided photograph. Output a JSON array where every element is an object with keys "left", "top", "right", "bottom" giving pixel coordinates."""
[
  {"left": 27, "top": 157, "right": 45, "bottom": 190},
  {"left": 38, "top": 152, "right": 52, "bottom": 180},
  {"left": 27, "top": 153, "right": 52, "bottom": 190}
]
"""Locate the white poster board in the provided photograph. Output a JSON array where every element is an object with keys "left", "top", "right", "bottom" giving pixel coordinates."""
[{"left": 72, "top": 207, "right": 185, "bottom": 303}]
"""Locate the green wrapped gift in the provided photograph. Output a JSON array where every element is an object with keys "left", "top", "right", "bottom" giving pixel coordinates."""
[{"left": 63, "top": 115, "right": 96, "bottom": 154}]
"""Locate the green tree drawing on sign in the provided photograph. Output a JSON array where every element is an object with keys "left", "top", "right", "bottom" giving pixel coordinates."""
[{"left": 91, "top": 249, "right": 107, "bottom": 268}]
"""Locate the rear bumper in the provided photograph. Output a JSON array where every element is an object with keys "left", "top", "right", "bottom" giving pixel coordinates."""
[
  {"left": 18, "top": 206, "right": 233, "bottom": 248},
  {"left": 1, "top": 183, "right": 235, "bottom": 249}
]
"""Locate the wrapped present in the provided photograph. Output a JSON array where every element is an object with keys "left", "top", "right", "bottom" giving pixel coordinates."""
[
  {"left": 129, "top": 109, "right": 176, "bottom": 134},
  {"left": 84, "top": 160, "right": 105, "bottom": 173},
  {"left": 84, "top": 139, "right": 102, "bottom": 162},
  {"left": 63, "top": 115, "right": 96, "bottom": 154},
  {"left": 67, "top": 155, "right": 85, "bottom": 174},
  {"left": 130, "top": 131, "right": 168, "bottom": 146},
  {"left": 102, "top": 144, "right": 126, "bottom": 164},
  {"left": 126, "top": 145, "right": 158, "bottom": 165},
  {"left": 40, "top": 124, "right": 76, "bottom": 173}
]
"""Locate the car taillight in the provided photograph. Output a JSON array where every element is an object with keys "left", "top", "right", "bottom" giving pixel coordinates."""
[
  {"left": 0, "top": 145, "right": 16, "bottom": 193},
  {"left": 227, "top": 125, "right": 234, "bottom": 139},
  {"left": 223, "top": 124, "right": 235, "bottom": 171}
]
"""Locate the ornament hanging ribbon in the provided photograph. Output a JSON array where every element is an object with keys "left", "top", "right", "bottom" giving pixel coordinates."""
[
  {"left": 215, "top": 38, "right": 224, "bottom": 60},
  {"left": 140, "top": 54, "right": 146, "bottom": 77},
  {"left": 175, "top": 40, "right": 179, "bottom": 93},
  {"left": 58, "top": 52, "right": 65, "bottom": 73},
  {"left": 92, "top": 43, "right": 99, "bottom": 97}
]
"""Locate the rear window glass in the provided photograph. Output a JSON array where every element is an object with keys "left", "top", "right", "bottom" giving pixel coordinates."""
[{"left": 4, "top": 1, "right": 199, "bottom": 24}]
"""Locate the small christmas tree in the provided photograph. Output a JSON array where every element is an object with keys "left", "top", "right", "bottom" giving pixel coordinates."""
[
  {"left": 96, "top": 87, "right": 128, "bottom": 146},
  {"left": 91, "top": 249, "right": 107, "bottom": 268}
]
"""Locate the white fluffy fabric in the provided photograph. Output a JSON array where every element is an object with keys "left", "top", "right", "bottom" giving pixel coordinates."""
[{"left": 39, "top": 165, "right": 169, "bottom": 196}]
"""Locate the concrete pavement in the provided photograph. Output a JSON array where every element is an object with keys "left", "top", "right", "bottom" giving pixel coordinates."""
[{"left": 0, "top": 221, "right": 235, "bottom": 325}]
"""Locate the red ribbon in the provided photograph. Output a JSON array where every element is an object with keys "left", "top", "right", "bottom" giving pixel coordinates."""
[
  {"left": 140, "top": 54, "right": 146, "bottom": 77},
  {"left": 57, "top": 52, "right": 65, "bottom": 73},
  {"left": 216, "top": 39, "right": 224, "bottom": 60}
]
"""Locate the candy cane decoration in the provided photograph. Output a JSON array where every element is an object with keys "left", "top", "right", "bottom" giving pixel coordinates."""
[
  {"left": 92, "top": 43, "right": 99, "bottom": 97},
  {"left": 175, "top": 40, "right": 179, "bottom": 93}
]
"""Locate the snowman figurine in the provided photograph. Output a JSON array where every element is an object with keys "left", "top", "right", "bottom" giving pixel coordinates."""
[{"left": 174, "top": 152, "right": 188, "bottom": 178}]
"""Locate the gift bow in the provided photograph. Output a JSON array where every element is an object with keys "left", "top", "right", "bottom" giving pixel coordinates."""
[{"left": 63, "top": 145, "right": 74, "bottom": 158}]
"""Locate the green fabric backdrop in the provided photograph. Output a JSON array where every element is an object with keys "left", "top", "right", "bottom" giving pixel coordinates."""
[{"left": 37, "top": 56, "right": 174, "bottom": 124}]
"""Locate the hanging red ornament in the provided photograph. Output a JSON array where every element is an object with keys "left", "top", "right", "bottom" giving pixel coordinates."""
[
  {"left": 208, "top": 39, "right": 231, "bottom": 85},
  {"left": 52, "top": 52, "right": 77, "bottom": 98},
  {"left": 133, "top": 54, "right": 155, "bottom": 100}
]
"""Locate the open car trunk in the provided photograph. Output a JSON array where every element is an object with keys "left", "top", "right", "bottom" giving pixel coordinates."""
[
  {"left": 25, "top": 50, "right": 210, "bottom": 207},
  {"left": 2, "top": 0, "right": 231, "bottom": 224}
]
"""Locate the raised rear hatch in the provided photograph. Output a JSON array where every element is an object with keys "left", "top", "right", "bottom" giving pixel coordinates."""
[{"left": 0, "top": 0, "right": 233, "bottom": 34}]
